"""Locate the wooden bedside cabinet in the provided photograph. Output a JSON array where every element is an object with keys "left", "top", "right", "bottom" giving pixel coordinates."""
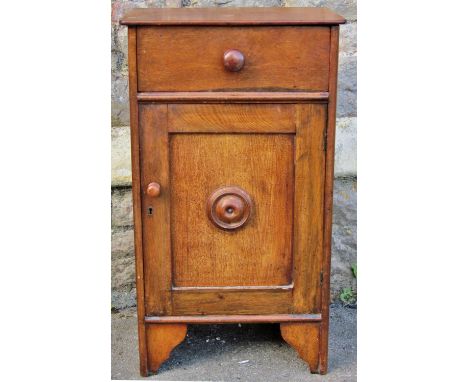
[{"left": 121, "top": 7, "right": 345, "bottom": 376}]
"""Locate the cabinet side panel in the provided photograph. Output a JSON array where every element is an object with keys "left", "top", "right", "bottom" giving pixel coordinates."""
[
  {"left": 128, "top": 26, "right": 148, "bottom": 377},
  {"left": 292, "top": 103, "right": 327, "bottom": 313},
  {"left": 319, "top": 25, "right": 340, "bottom": 374},
  {"left": 139, "top": 104, "right": 173, "bottom": 316}
]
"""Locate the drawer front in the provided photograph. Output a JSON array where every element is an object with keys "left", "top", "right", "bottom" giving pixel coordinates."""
[
  {"left": 137, "top": 26, "right": 330, "bottom": 92},
  {"left": 140, "top": 103, "right": 326, "bottom": 316}
]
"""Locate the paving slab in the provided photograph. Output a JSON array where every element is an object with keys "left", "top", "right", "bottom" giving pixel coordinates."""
[{"left": 112, "top": 304, "right": 356, "bottom": 381}]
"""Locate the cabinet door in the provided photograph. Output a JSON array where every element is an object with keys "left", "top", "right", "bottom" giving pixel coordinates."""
[{"left": 140, "top": 103, "right": 326, "bottom": 316}]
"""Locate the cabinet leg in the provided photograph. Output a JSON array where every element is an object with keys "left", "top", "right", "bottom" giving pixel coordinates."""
[
  {"left": 280, "top": 322, "right": 321, "bottom": 374},
  {"left": 145, "top": 323, "right": 187, "bottom": 375}
]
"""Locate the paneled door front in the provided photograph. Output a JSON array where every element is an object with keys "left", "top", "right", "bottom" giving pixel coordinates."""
[{"left": 139, "top": 102, "right": 326, "bottom": 317}]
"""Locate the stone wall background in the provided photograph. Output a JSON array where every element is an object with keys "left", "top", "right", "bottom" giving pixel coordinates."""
[{"left": 111, "top": 0, "right": 357, "bottom": 309}]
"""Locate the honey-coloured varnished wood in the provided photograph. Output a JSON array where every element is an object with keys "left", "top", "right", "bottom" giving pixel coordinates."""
[
  {"left": 171, "top": 288, "right": 292, "bottom": 315},
  {"left": 319, "top": 25, "right": 341, "bottom": 374},
  {"left": 292, "top": 104, "right": 327, "bottom": 315},
  {"left": 139, "top": 104, "right": 172, "bottom": 317},
  {"left": 145, "top": 314, "right": 321, "bottom": 324},
  {"left": 146, "top": 324, "right": 187, "bottom": 375},
  {"left": 122, "top": 6, "right": 345, "bottom": 377},
  {"left": 168, "top": 104, "right": 297, "bottom": 133},
  {"left": 137, "top": 91, "right": 329, "bottom": 103},
  {"left": 169, "top": 133, "right": 294, "bottom": 288},
  {"left": 121, "top": 7, "right": 345, "bottom": 26},
  {"left": 207, "top": 186, "right": 253, "bottom": 231},
  {"left": 280, "top": 323, "right": 321, "bottom": 373},
  {"left": 136, "top": 26, "right": 331, "bottom": 92}
]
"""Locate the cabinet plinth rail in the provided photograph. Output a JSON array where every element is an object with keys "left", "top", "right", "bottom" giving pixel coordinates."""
[{"left": 136, "top": 92, "right": 329, "bottom": 103}]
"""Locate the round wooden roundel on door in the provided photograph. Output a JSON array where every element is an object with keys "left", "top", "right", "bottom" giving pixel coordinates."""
[{"left": 207, "top": 186, "right": 253, "bottom": 230}]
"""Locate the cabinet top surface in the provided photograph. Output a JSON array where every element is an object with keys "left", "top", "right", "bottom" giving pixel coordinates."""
[{"left": 120, "top": 7, "right": 345, "bottom": 26}]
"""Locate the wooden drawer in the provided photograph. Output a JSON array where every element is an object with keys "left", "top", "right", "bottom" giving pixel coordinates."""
[{"left": 137, "top": 26, "right": 330, "bottom": 92}]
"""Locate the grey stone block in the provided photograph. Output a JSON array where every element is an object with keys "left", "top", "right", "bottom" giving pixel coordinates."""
[
  {"left": 337, "top": 54, "right": 357, "bottom": 118},
  {"left": 112, "top": 187, "right": 134, "bottom": 227},
  {"left": 187, "top": 0, "right": 281, "bottom": 7},
  {"left": 339, "top": 21, "right": 356, "bottom": 56},
  {"left": 111, "top": 0, "right": 166, "bottom": 25},
  {"left": 112, "top": 288, "right": 137, "bottom": 311},
  {"left": 284, "top": 0, "right": 356, "bottom": 21},
  {"left": 335, "top": 117, "right": 357, "bottom": 177},
  {"left": 111, "top": 126, "right": 132, "bottom": 186},
  {"left": 111, "top": 74, "right": 130, "bottom": 127},
  {"left": 112, "top": 228, "right": 135, "bottom": 290},
  {"left": 331, "top": 178, "right": 357, "bottom": 300},
  {"left": 112, "top": 25, "right": 128, "bottom": 75},
  {"left": 111, "top": 23, "right": 130, "bottom": 127}
]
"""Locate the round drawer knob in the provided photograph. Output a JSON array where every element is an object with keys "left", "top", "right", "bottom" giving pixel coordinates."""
[
  {"left": 207, "top": 186, "right": 253, "bottom": 230},
  {"left": 223, "top": 49, "right": 245, "bottom": 72},
  {"left": 146, "top": 182, "right": 161, "bottom": 197}
]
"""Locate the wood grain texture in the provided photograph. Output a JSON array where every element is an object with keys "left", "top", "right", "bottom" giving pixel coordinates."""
[
  {"left": 123, "top": 9, "right": 344, "bottom": 375},
  {"left": 145, "top": 314, "right": 322, "bottom": 324},
  {"left": 137, "top": 26, "right": 330, "bottom": 92},
  {"left": 292, "top": 104, "right": 326, "bottom": 313},
  {"left": 170, "top": 133, "right": 294, "bottom": 287},
  {"left": 168, "top": 104, "right": 296, "bottom": 133},
  {"left": 319, "top": 25, "right": 340, "bottom": 375},
  {"left": 146, "top": 324, "right": 187, "bottom": 375},
  {"left": 138, "top": 91, "right": 329, "bottom": 103},
  {"left": 172, "top": 289, "right": 292, "bottom": 315},
  {"left": 121, "top": 7, "right": 345, "bottom": 26},
  {"left": 127, "top": 27, "right": 148, "bottom": 377},
  {"left": 139, "top": 104, "right": 172, "bottom": 316},
  {"left": 280, "top": 323, "right": 321, "bottom": 373}
]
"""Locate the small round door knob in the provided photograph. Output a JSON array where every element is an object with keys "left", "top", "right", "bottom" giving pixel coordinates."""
[
  {"left": 223, "top": 49, "right": 245, "bottom": 72},
  {"left": 147, "top": 182, "right": 161, "bottom": 197}
]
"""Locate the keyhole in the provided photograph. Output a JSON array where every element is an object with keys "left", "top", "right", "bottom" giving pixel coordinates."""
[{"left": 148, "top": 207, "right": 153, "bottom": 215}]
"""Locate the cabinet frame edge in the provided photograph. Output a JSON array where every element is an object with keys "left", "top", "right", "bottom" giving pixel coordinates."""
[{"left": 319, "top": 24, "right": 340, "bottom": 375}]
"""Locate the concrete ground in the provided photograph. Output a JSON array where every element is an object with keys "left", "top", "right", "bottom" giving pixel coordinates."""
[{"left": 112, "top": 304, "right": 356, "bottom": 381}]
